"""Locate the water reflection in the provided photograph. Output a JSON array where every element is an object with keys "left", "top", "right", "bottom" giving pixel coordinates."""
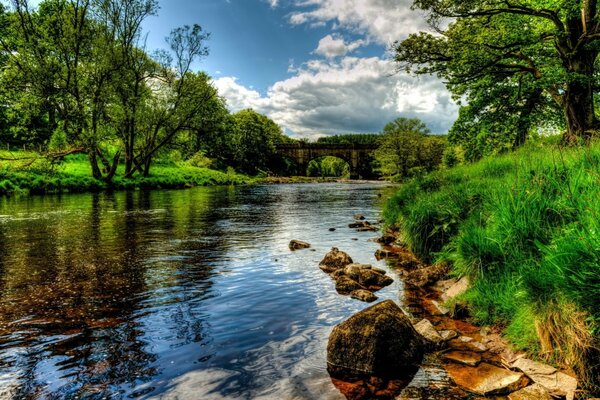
[{"left": 0, "top": 183, "right": 397, "bottom": 399}]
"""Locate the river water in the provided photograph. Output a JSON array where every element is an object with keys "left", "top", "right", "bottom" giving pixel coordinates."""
[{"left": 0, "top": 183, "right": 401, "bottom": 399}]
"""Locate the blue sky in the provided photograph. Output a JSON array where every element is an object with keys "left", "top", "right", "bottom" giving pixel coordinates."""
[{"left": 29, "top": 0, "right": 458, "bottom": 138}]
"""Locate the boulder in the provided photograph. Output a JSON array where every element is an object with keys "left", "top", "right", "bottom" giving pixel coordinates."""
[
  {"left": 330, "top": 269, "right": 346, "bottom": 279},
  {"left": 507, "top": 383, "right": 552, "bottom": 400},
  {"left": 413, "top": 319, "right": 445, "bottom": 348},
  {"left": 289, "top": 240, "right": 311, "bottom": 250},
  {"left": 511, "top": 358, "right": 577, "bottom": 398},
  {"left": 405, "top": 263, "right": 450, "bottom": 287},
  {"left": 319, "top": 247, "right": 353, "bottom": 273},
  {"left": 358, "top": 269, "right": 394, "bottom": 289},
  {"left": 327, "top": 300, "right": 424, "bottom": 377},
  {"left": 343, "top": 263, "right": 372, "bottom": 280},
  {"left": 445, "top": 362, "right": 529, "bottom": 396},
  {"left": 350, "top": 289, "right": 378, "bottom": 303},
  {"left": 335, "top": 276, "right": 365, "bottom": 295},
  {"left": 371, "top": 267, "right": 386, "bottom": 275}
]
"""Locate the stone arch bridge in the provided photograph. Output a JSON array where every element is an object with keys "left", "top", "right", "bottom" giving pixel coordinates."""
[{"left": 275, "top": 143, "right": 378, "bottom": 179}]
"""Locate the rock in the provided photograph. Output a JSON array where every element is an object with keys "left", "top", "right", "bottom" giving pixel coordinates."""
[
  {"left": 445, "top": 362, "right": 529, "bottom": 396},
  {"left": 449, "top": 337, "right": 487, "bottom": 353},
  {"left": 507, "top": 383, "right": 552, "bottom": 400},
  {"left": 376, "top": 235, "right": 396, "bottom": 245},
  {"left": 442, "top": 276, "right": 470, "bottom": 301},
  {"left": 511, "top": 358, "right": 577, "bottom": 398},
  {"left": 356, "top": 226, "right": 378, "bottom": 232},
  {"left": 319, "top": 247, "right": 353, "bottom": 273},
  {"left": 439, "top": 330, "right": 459, "bottom": 341},
  {"left": 350, "top": 289, "right": 378, "bottom": 303},
  {"left": 330, "top": 269, "right": 347, "bottom": 279},
  {"left": 357, "top": 269, "right": 393, "bottom": 289},
  {"left": 327, "top": 300, "right": 424, "bottom": 377},
  {"left": 344, "top": 263, "right": 372, "bottom": 280},
  {"left": 335, "top": 276, "right": 365, "bottom": 295},
  {"left": 354, "top": 214, "right": 366, "bottom": 220},
  {"left": 442, "top": 350, "right": 482, "bottom": 367},
  {"left": 430, "top": 300, "right": 450, "bottom": 316},
  {"left": 349, "top": 221, "right": 370, "bottom": 228},
  {"left": 371, "top": 267, "right": 386, "bottom": 275},
  {"left": 404, "top": 263, "right": 450, "bottom": 287},
  {"left": 329, "top": 228, "right": 336, "bottom": 232},
  {"left": 374, "top": 249, "right": 399, "bottom": 259},
  {"left": 413, "top": 319, "right": 444, "bottom": 347},
  {"left": 289, "top": 240, "right": 311, "bottom": 250}
]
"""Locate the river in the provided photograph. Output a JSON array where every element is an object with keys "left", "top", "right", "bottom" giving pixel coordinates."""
[{"left": 0, "top": 183, "right": 401, "bottom": 399}]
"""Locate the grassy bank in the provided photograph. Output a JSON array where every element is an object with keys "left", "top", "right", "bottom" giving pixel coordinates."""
[
  {"left": 0, "top": 152, "right": 252, "bottom": 196},
  {"left": 384, "top": 140, "right": 600, "bottom": 390}
]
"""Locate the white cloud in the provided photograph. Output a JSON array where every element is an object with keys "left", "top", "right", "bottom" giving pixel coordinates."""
[
  {"left": 213, "top": 56, "right": 457, "bottom": 139},
  {"left": 289, "top": 0, "right": 429, "bottom": 45},
  {"left": 314, "top": 34, "right": 366, "bottom": 58}
]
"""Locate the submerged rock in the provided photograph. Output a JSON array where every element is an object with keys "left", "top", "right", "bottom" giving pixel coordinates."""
[
  {"left": 445, "top": 362, "right": 529, "bottom": 396},
  {"left": 327, "top": 300, "right": 424, "bottom": 377},
  {"left": 319, "top": 247, "right": 353, "bottom": 273},
  {"left": 350, "top": 289, "right": 378, "bottom": 303},
  {"left": 288, "top": 240, "right": 311, "bottom": 250}
]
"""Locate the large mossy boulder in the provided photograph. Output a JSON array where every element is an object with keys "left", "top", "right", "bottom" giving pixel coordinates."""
[
  {"left": 327, "top": 300, "right": 424, "bottom": 378},
  {"left": 319, "top": 247, "right": 353, "bottom": 273}
]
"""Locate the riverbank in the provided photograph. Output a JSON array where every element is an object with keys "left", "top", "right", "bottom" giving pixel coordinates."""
[
  {"left": 382, "top": 141, "right": 600, "bottom": 394},
  {"left": 0, "top": 152, "right": 253, "bottom": 196}
]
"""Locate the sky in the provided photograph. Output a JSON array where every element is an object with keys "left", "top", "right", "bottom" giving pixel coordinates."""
[{"left": 40, "top": 0, "right": 459, "bottom": 139}]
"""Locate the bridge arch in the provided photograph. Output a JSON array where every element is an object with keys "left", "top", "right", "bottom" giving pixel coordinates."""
[{"left": 274, "top": 143, "right": 378, "bottom": 179}]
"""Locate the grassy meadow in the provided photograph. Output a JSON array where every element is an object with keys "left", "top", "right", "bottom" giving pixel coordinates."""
[
  {"left": 0, "top": 151, "right": 252, "bottom": 196},
  {"left": 384, "top": 139, "right": 600, "bottom": 389}
]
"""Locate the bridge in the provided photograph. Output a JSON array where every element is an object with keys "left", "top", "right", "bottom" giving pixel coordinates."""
[{"left": 274, "top": 143, "right": 378, "bottom": 179}]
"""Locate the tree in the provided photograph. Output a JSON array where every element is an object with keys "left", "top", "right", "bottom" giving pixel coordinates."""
[
  {"left": 395, "top": 0, "right": 600, "bottom": 144},
  {"left": 231, "top": 109, "right": 285, "bottom": 175},
  {"left": 374, "top": 117, "right": 445, "bottom": 177}
]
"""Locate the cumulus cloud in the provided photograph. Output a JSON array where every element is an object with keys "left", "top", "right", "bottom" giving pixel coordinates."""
[
  {"left": 314, "top": 34, "right": 367, "bottom": 58},
  {"left": 289, "top": 0, "right": 429, "bottom": 45},
  {"left": 213, "top": 57, "right": 457, "bottom": 139}
]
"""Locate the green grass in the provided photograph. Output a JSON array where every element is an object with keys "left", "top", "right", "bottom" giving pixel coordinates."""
[
  {"left": 0, "top": 152, "right": 252, "bottom": 196},
  {"left": 384, "top": 140, "right": 600, "bottom": 391}
]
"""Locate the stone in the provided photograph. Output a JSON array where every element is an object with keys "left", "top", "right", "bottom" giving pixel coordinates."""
[
  {"left": 357, "top": 269, "right": 393, "bottom": 289},
  {"left": 507, "top": 383, "right": 552, "bottom": 400},
  {"left": 357, "top": 226, "right": 378, "bottom": 232},
  {"left": 349, "top": 221, "right": 370, "bottom": 228},
  {"left": 335, "top": 276, "right": 365, "bottom": 295},
  {"left": 439, "top": 330, "right": 459, "bottom": 341},
  {"left": 442, "top": 276, "right": 470, "bottom": 301},
  {"left": 511, "top": 358, "right": 577, "bottom": 398},
  {"left": 376, "top": 235, "right": 396, "bottom": 245},
  {"left": 374, "top": 249, "right": 399, "bottom": 259},
  {"left": 350, "top": 289, "right": 378, "bottom": 303},
  {"left": 430, "top": 300, "right": 450, "bottom": 316},
  {"left": 443, "top": 350, "right": 482, "bottom": 367},
  {"left": 329, "top": 228, "right": 336, "bottom": 232},
  {"left": 319, "top": 247, "right": 353, "bottom": 273},
  {"left": 354, "top": 214, "right": 366, "bottom": 220},
  {"left": 327, "top": 300, "right": 424, "bottom": 377},
  {"left": 404, "top": 263, "right": 449, "bottom": 287},
  {"left": 413, "top": 319, "right": 444, "bottom": 347},
  {"left": 449, "top": 337, "right": 487, "bottom": 353},
  {"left": 343, "top": 264, "right": 372, "bottom": 280},
  {"left": 289, "top": 240, "right": 311, "bottom": 250},
  {"left": 371, "top": 267, "right": 386, "bottom": 275},
  {"left": 445, "top": 362, "right": 529, "bottom": 396},
  {"left": 330, "top": 269, "right": 346, "bottom": 279}
]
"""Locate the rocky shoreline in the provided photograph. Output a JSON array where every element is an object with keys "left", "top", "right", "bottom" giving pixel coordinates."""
[{"left": 292, "top": 215, "right": 587, "bottom": 400}]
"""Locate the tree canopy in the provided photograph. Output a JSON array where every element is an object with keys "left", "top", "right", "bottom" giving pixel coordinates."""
[{"left": 396, "top": 0, "right": 600, "bottom": 150}]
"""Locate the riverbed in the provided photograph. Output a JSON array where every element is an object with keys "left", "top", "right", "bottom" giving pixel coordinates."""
[{"left": 0, "top": 183, "right": 400, "bottom": 399}]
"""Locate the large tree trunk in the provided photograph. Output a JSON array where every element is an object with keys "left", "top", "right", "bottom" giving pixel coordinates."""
[{"left": 89, "top": 150, "right": 102, "bottom": 180}]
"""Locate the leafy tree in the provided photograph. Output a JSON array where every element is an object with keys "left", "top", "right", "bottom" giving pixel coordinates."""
[
  {"left": 395, "top": 0, "right": 600, "bottom": 145},
  {"left": 307, "top": 156, "right": 350, "bottom": 177},
  {"left": 316, "top": 133, "right": 380, "bottom": 145},
  {"left": 375, "top": 117, "right": 445, "bottom": 177},
  {"left": 231, "top": 109, "right": 285, "bottom": 175}
]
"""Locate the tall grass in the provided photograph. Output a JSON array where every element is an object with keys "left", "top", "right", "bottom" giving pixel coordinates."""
[{"left": 384, "top": 140, "right": 600, "bottom": 391}]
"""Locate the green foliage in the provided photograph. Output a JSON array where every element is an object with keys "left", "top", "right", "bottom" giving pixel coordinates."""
[
  {"left": 306, "top": 156, "right": 350, "bottom": 178},
  {"left": 375, "top": 117, "right": 446, "bottom": 179},
  {"left": 48, "top": 127, "right": 68, "bottom": 151},
  {"left": 384, "top": 141, "right": 600, "bottom": 386},
  {"left": 316, "top": 133, "right": 380, "bottom": 145}
]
